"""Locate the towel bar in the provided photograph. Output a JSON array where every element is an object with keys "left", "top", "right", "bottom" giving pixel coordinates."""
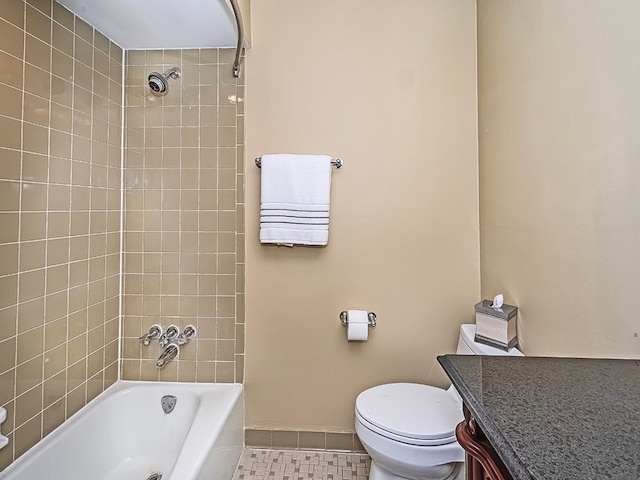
[{"left": 255, "top": 157, "right": 343, "bottom": 169}]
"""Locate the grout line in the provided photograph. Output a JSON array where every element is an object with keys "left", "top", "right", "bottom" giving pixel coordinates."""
[{"left": 117, "top": 46, "right": 125, "bottom": 382}]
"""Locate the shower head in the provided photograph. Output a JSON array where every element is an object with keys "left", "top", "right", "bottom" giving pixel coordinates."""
[
  {"left": 148, "top": 72, "right": 168, "bottom": 94},
  {"left": 147, "top": 67, "right": 181, "bottom": 94}
]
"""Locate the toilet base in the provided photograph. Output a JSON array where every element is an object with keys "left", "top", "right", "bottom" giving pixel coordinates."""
[{"left": 369, "top": 460, "right": 464, "bottom": 480}]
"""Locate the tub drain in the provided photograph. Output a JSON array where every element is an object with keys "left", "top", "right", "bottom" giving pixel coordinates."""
[
  {"left": 161, "top": 395, "right": 177, "bottom": 414},
  {"left": 146, "top": 474, "right": 162, "bottom": 480}
]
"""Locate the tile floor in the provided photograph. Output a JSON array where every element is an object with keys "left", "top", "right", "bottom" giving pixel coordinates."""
[{"left": 232, "top": 449, "right": 371, "bottom": 480}]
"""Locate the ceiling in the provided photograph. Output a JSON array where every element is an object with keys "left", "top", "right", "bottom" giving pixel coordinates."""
[{"left": 55, "top": 0, "right": 238, "bottom": 49}]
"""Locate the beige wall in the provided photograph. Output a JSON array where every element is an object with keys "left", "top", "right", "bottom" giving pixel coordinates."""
[
  {"left": 121, "top": 49, "right": 245, "bottom": 383},
  {"left": 238, "top": 0, "right": 251, "bottom": 47},
  {"left": 478, "top": 0, "right": 640, "bottom": 357},
  {"left": 245, "top": 0, "right": 479, "bottom": 432},
  {"left": 0, "top": 0, "right": 121, "bottom": 469}
]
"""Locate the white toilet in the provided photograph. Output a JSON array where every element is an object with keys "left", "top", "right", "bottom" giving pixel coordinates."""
[{"left": 355, "top": 324, "right": 523, "bottom": 480}]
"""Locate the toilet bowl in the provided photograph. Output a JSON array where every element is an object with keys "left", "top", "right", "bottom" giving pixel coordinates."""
[
  {"left": 355, "top": 324, "right": 523, "bottom": 480},
  {"left": 356, "top": 383, "right": 465, "bottom": 480}
]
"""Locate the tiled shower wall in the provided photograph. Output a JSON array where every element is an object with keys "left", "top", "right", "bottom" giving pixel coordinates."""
[
  {"left": 121, "top": 49, "right": 245, "bottom": 382},
  {"left": 0, "top": 0, "right": 122, "bottom": 469}
]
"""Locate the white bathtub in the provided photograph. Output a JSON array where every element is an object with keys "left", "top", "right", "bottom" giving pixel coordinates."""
[{"left": 0, "top": 381, "right": 244, "bottom": 480}]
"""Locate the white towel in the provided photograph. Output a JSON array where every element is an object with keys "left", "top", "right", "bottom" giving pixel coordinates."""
[{"left": 260, "top": 154, "right": 332, "bottom": 246}]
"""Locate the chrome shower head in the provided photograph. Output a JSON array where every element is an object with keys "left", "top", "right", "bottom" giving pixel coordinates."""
[
  {"left": 148, "top": 72, "right": 168, "bottom": 93},
  {"left": 147, "top": 67, "right": 181, "bottom": 94}
]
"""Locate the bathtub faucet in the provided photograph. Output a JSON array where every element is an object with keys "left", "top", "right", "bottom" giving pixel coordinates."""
[
  {"left": 156, "top": 343, "right": 179, "bottom": 369},
  {"left": 159, "top": 325, "right": 179, "bottom": 347},
  {"left": 139, "top": 324, "right": 162, "bottom": 346},
  {"left": 177, "top": 325, "right": 197, "bottom": 345}
]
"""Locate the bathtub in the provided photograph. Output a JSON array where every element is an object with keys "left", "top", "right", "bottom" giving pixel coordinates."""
[{"left": 0, "top": 381, "right": 244, "bottom": 480}]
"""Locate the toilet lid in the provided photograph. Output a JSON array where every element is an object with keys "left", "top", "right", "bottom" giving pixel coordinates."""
[{"left": 355, "top": 383, "right": 463, "bottom": 444}]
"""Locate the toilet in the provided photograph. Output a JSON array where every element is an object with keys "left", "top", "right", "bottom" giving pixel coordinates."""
[{"left": 355, "top": 324, "right": 524, "bottom": 480}]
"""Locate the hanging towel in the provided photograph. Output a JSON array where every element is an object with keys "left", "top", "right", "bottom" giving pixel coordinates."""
[{"left": 260, "top": 154, "right": 332, "bottom": 246}]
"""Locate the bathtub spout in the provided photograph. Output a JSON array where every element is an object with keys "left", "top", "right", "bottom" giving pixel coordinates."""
[{"left": 156, "top": 343, "right": 179, "bottom": 368}]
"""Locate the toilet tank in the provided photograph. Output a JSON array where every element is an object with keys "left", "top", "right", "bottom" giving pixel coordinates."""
[{"left": 456, "top": 324, "right": 524, "bottom": 356}]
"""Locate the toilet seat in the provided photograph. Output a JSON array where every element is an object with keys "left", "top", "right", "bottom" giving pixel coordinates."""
[{"left": 355, "top": 383, "right": 463, "bottom": 447}]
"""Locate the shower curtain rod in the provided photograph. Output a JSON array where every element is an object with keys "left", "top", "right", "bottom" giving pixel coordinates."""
[{"left": 228, "top": 0, "right": 245, "bottom": 78}]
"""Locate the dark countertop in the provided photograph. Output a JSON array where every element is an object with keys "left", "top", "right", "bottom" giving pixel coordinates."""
[{"left": 437, "top": 355, "right": 640, "bottom": 480}]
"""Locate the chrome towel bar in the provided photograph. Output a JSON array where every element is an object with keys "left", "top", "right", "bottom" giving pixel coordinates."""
[{"left": 255, "top": 157, "right": 343, "bottom": 169}]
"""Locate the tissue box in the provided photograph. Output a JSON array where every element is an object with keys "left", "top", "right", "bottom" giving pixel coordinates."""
[{"left": 474, "top": 300, "right": 518, "bottom": 351}]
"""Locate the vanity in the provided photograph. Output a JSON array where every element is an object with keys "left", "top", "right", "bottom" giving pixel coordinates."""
[{"left": 437, "top": 355, "right": 640, "bottom": 480}]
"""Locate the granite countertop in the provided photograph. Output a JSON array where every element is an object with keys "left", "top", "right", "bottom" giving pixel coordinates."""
[{"left": 437, "top": 355, "right": 640, "bottom": 480}]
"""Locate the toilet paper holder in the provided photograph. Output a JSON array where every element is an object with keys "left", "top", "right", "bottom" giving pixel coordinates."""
[{"left": 340, "top": 311, "right": 377, "bottom": 328}]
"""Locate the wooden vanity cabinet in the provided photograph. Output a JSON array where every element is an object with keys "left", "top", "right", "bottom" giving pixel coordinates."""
[{"left": 456, "top": 405, "right": 513, "bottom": 480}]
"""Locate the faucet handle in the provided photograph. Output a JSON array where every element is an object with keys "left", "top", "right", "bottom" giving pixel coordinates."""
[
  {"left": 159, "top": 325, "right": 179, "bottom": 347},
  {"left": 177, "top": 325, "right": 197, "bottom": 345},
  {"left": 139, "top": 324, "right": 163, "bottom": 346}
]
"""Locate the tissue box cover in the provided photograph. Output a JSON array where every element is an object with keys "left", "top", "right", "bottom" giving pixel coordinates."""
[{"left": 474, "top": 299, "right": 518, "bottom": 351}]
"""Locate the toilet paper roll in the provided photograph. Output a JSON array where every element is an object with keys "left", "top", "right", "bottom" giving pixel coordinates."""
[{"left": 347, "top": 310, "right": 368, "bottom": 341}]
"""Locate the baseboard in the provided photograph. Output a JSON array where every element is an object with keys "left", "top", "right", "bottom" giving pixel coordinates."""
[{"left": 245, "top": 428, "right": 366, "bottom": 453}]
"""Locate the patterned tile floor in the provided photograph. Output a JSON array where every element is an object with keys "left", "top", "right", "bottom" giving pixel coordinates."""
[{"left": 232, "top": 449, "right": 371, "bottom": 480}]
